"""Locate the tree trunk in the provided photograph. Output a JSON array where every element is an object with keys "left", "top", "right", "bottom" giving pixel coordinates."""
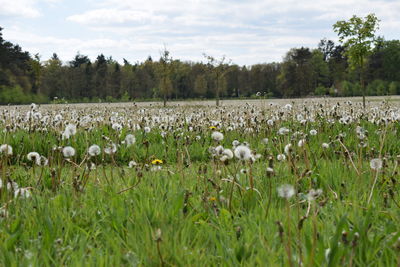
[
  {"left": 163, "top": 94, "right": 167, "bottom": 107},
  {"left": 216, "top": 73, "right": 220, "bottom": 106},
  {"left": 361, "top": 77, "right": 365, "bottom": 109},
  {"left": 360, "top": 59, "right": 366, "bottom": 109}
]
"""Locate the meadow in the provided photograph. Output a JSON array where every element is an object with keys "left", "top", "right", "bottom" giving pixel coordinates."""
[{"left": 0, "top": 97, "right": 399, "bottom": 266}]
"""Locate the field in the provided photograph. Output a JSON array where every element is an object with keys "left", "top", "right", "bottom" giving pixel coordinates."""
[{"left": 0, "top": 97, "right": 399, "bottom": 266}]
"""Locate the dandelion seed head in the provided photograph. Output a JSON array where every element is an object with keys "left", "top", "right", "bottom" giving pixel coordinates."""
[
  {"left": 277, "top": 184, "right": 295, "bottom": 199},
  {"left": 234, "top": 145, "right": 252, "bottom": 161},
  {"left": 277, "top": 154, "right": 286, "bottom": 161},
  {"left": 104, "top": 143, "right": 117, "bottom": 154},
  {"left": 284, "top": 144, "right": 292, "bottom": 155},
  {"left": 211, "top": 131, "right": 224, "bottom": 141},
  {"left": 306, "top": 188, "right": 323, "bottom": 201},
  {"left": 62, "top": 146, "right": 75, "bottom": 158},
  {"left": 0, "top": 144, "right": 13, "bottom": 156},
  {"left": 322, "top": 142, "right": 330, "bottom": 149},
  {"left": 284, "top": 104, "right": 292, "bottom": 111},
  {"left": 278, "top": 127, "right": 290, "bottom": 135},
  {"left": 298, "top": 139, "right": 306, "bottom": 147},
  {"left": 65, "top": 124, "right": 77, "bottom": 136},
  {"left": 27, "top": 152, "right": 41, "bottom": 165},
  {"left": 112, "top": 123, "right": 122, "bottom": 131},
  {"left": 222, "top": 149, "right": 234, "bottom": 159},
  {"left": 88, "top": 145, "right": 101, "bottom": 156},
  {"left": 14, "top": 188, "right": 31, "bottom": 198},
  {"left": 232, "top": 140, "right": 240, "bottom": 147},
  {"left": 125, "top": 134, "right": 136, "bottom": 147},
  {"left": 370, "top": 158, "right": 382, "bottom": 170},
  {"left": 128, "top": 160, "right": 137, "bottom": 168}
]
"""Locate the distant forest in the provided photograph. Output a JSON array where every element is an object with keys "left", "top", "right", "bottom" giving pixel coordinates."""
[{"left": 1, "top": 26, "right": 399, "bottom": 104}]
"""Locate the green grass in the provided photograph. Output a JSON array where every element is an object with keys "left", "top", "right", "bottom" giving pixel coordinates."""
[
  {"left": 0, "top": 108, "right": 399, "bottom": 266},
  {"left": 1, "top": 159, "right": 399, "bottom": 266}
]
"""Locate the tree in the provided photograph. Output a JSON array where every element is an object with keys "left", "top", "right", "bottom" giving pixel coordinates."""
[
  {"left": 30, "top": 53, "right": 42, "bottom": 94},
  {"left": 310, "top": 49, "right": 330, "bottom": 89},
  {"left": 318, "top": 38, "right": 335, "bottom": 61},
  {"left": 41, "top": 53, "right": 63, "bottom": 98},
  {"left": 193, "top": 74, "right": 207, "bottom": 97},
  {"left": 158, "top": 48, "right": 173, "bottom": 107},
  {"left": 203, "top": 54, "right": 230, "bottom": 106},
  {"left": 278, "top": 47, "right": 314, "bottom": 97},
  {"left": 333, "top": 14, "right": 380, "bottom": 108}
]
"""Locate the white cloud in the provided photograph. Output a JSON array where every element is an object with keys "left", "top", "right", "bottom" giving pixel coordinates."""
[
  {"left": 0, "top": 0, "right": 41, "bottom": 18},
  {"left": 67, "top": 8, "right": 167, "bottom": 25},
  {"left": 2, "top": 0, "right": 400, "bottom": 65},
  {"left": 0, "top": 0, "right": 64, "bottom": 18}
]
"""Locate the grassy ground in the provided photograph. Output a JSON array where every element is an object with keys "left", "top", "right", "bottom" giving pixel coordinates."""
[
  {"left": 0, "top": 100, "right": 399, "bottom": 266},
  {"left": 1, "top": 160, "right": 399, "bottom": 266}
]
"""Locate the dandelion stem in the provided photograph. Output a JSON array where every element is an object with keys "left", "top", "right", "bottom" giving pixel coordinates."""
[{"left": 367, "top": 169, "right": 380, "bottom": 204}]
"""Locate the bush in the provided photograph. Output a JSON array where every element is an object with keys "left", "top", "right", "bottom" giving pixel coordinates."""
[
  {"left": 367, "top": 80, "right": 388, "bottom": 96},
  {"left": 0, "top": 85, "right": 48, "bottom": 104},
  {"left": 388, "top": 81, "right": 398, "bottom": 95},
  {"left": 315, "top": 85, "right": 328, "bottom": 96}
]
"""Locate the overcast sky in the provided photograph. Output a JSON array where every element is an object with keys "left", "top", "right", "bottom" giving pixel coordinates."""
[{"left": 1, "top": 0, "right": 399, "bottom": 65}]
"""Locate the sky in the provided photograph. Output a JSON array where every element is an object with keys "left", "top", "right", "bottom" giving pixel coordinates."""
[{"left": 1, "top": 0, "right": 400, "bottom": 65}]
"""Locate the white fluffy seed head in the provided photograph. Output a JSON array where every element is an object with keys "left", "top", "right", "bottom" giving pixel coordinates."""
[
  {"left": 298, "top": 139, "right": 306, "bottom": 147},
  {"left": 104, "top": 143, "right": 117, "bottom": 154},
  {"left": 234, "top": 145, "right": 252, "bottom": 161},
  {"left": 232, "top": 140, "right": 240, "bottom": 147},
  {"left": 125, "top": 134, "right": 136, "bottom": 147},
  {"left": 14, "top": 188, "right": 31, "bottom": 198},
  {"left": 40, "top": 156, "right": 49, "bottom": 166},
  {"left": 277, "top": 184, "right": 295, "bottom": 199},
  {"left": 62, "top": 146, "right": 75, "bottom": 158},
  {"left": 370, "top": 158, "right": 383, "bottom": 170},
  {"left": 128, "top": 160, "right": 137, "bottom": 168},
  {"left": 112, "top": 123, "right": 122, "bottom": 131},
  {"left": 88, "top": 145, "right": 101, "bottom": 156},
  {"left": 277, "top": 154, "right": 286, "bottom": 161},
  {"left": 0, "top": 144, "right": 13, "bottom": 156},
  {"left": 211, "top": 131, "right": 224, "bottom": 141},
  {"left": 27, "top": 152, "right": 41, "bottom": 165},
  {"left": 278, "top": 127, "right": 290, "bottom": 135},
  {"left": 65, "top": 124, "right": 77, "bottom": 136},
  {"left": 284, "top": 144, "right": 292, "bottom": 155},
  {"left": 222, "top": 149, "right": 234, "bottom": 160},
  {"left": 322, "top": 142, "right": 330, "bottom": 149}
]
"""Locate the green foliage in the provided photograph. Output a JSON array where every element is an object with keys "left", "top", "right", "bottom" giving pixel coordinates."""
[
  {"left": 194, "top": 74, "right": 207, "bottom": 97},
  {"left": 388, "top": 81, "right": 398, "bottom": 95},
  {"left": 333, "top": 14, "right": 380, "bottom": 70},
  {"left": 120, "top": 91, "right": 130, "bottom": 102},
  {"left": 367, "top": 79, "right": 388, "bottom": 96},
  {"left": 315, "top": 85, "right": 328, "bottom": 95},
  {"left": 333, "top": 14, "right": 381, "bottom": 106},
  {"left": 0, "top": 85, "right": 48, "bottom": 104}
]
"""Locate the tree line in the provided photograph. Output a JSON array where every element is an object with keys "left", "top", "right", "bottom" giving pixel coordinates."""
[{"left": 1, "top": 25, "right": 399, "bottom": 105}]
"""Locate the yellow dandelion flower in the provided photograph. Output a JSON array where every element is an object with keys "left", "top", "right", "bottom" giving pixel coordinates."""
[
  {"left": 209, "top": 126, "right": 217, "bottom": 130},
  {"left": 209, "top": 197, "right": 217, "bottom": 202},
  {"left": 151, "top": 159, "right": 163, "bottom": 165}
]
